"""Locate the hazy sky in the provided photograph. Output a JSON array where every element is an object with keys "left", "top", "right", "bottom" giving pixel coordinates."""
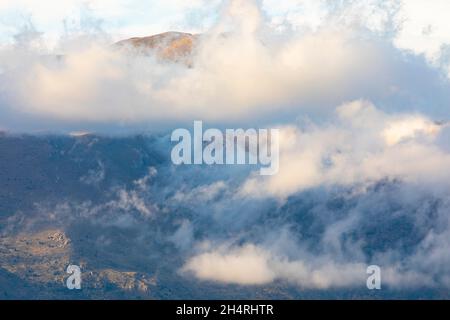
[{"left": 0, "top": 0, "right": 450, "bottom": 61}]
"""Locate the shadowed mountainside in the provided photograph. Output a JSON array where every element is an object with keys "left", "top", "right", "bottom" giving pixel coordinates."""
[{"left": 0, "top": 134, "right": 449, "bottom": 299}]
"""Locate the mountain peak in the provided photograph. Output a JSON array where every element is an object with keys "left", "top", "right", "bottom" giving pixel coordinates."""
[{"left": 115, "top": 31, "right": 198, "bottom": 65}]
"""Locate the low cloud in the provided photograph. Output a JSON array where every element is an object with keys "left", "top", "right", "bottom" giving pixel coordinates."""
[
  {"left": 182, "top": 244, "right": 276, "bottom": 285},
  {"left": 182, "top": 242, "right": 434, "bottom": 289},
  {"left": 240, "top": 100, "right": 450, "bottom": 200},
  {"left": 1, "top": 0, "right": 450, "bottom": 132}
]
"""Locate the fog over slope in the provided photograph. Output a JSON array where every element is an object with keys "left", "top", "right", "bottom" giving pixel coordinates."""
[{"left": 1, "top": 0, "right": 450, "bottom": 299}]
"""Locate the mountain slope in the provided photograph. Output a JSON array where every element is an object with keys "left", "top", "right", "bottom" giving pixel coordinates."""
[{"left": 115, "top": 31, "right": 198, "bottom": 65}]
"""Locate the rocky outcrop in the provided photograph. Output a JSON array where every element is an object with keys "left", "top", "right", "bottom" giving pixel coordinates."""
[{"left": 116, "top": 31, "right": 198, "bottom": 65}]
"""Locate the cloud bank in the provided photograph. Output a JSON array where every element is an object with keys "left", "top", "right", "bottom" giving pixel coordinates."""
[
  {"left": 0, "top": 0, "right": 450, "bottom": 132},
  {"left": 1, "top": 0, "right": 450, "bottom": 294}
]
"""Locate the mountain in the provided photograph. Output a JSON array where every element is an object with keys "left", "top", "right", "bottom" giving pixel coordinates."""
[
  {"left": 0, "top": 133, "right": 448, "bottom": 299},
  {"left": 115, "top": 31, "right": 198, "bottom": 65}
]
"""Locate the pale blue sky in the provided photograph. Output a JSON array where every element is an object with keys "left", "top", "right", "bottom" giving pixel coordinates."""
[{"left": 0, "top": 0, "right": 449, "bottom": 61}]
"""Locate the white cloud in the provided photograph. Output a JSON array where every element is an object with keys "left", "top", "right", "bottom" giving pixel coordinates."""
[
  {"left": 240, "top": 100, "right": 450, "bottom": 200},
  {"left": 394, "top": 0, "right": 450, "bottom": 61},
  {"left": 0, "top": 0, "right": 221, "bottom": 45},
  {"left": 183, "top": 244, "right": 276, "bottom": 285},
  {"left": 0, "top": 24, "right": 434, "bottom": 130}
]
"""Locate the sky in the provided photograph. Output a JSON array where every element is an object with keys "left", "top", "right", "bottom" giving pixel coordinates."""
[{"left": 0, "top": 0, "right": 450, "bottom": 59}]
